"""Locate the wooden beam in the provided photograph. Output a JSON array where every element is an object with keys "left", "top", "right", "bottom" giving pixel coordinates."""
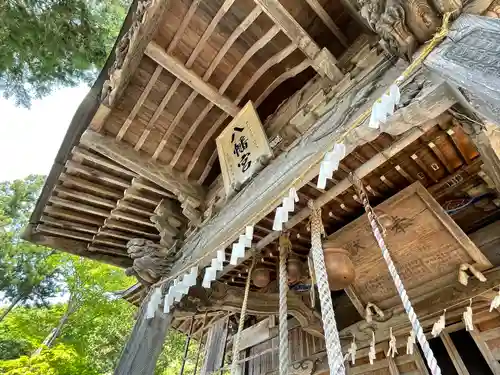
[
  {"left": 168, "top": 63, "right": 456, "bottom": 279},
  {"left": 37, "top": 224, "right": 94, "bottom": 242},
  {"left": 111, "top": 210, "right": 156, "bottom": 228},
  {"left": 425, "top": 14, "right": 500, "bottom": 124},
  {"left": 342, "top": 266, "right": 500, "bottom": 349},
  {"left": 253, "top": 0, "right": 342, "bottom": 82},
  {"left": 44, "top": 206, "right": 104, "bottom": 226},
  {"left": 441, "top": 331, "right": 470, "bottom": 375},
  {"left": 103, "top": 0, "right": 169, "bottom": 107},
  {"left": 60, "top": 173, "right": 123, "bottom": 199},
  {"left": 28, "top": 231, "right": 132, "bottom": 268},
  {"left": 49, "top": 196, "right": 111, "bottom": 218},
  {"left": 304, "top": 0, "right": 348, "bottom": 47},
  {"left": 65, "top": 160, "right": 131, "bottom": 188},
  {"left": 71, "top": 146, "right": 137, "bottom": 177},
  {"left": 40, "top": 215, "right": 99, "bottom": 235},
  {"left": 116, "top": 66, "right": 163, "bottom": 141},
  {"left": 54, "top": 186, "right": 116, "bottom": 209},
  {"left": 79, "top": 129, "right": 204, "bottom": 202},
  {"left": 219, "top": 121, "right": 436, "bottom": 277},
  {"left": 145, "top": 42, "right": 240, "bottom": 117},
  {"left": 114, "top": 301, "right": 172, "bottom": 375},
  {"left": 254, "top": 59, "right": 310, "bottom": 107},
  {"left": 132, "top": 177, "right": 176, "bottom": 198},
  {"left": 170, "top": 6, "right": 263, "bottom": 168},
  {"left": 104, "top": 218, "right": 160, "bottom": 239}
]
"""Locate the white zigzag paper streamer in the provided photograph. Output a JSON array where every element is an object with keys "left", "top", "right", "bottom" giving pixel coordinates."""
[
  {"left": 369, "top": 84, "right": 401, "bottom": 129},
  {"left": 202, "top": 226, "right": 254, "bottom": 288},
  {"left": 146, "top": 287, "right": 162, "bottom": 319},
  {"left": 272, "top": 188, "right": 299, "bottom": 231},
  {"left": 317, "top": 143, "right": 346, "bottom": 189},
  {"left": 164, "top": 266, "right": 199, "bottom": 313}
]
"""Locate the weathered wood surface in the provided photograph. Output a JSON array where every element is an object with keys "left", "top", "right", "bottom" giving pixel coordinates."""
[
  {"left": 103, "top": 0, "right": 169, "bottom": 107},
  {"left": 425, "top": 14, "right": 500, "bottom": 124},
  {"left": 340, "top": 266, "right": 500, "bottom": 349},
  {"left": 28, "top": 230, "right": 132, "bottom": 268},
  {"left": 327, "top": 182, "right": 492, "bottom": 312},
  {"left": 80, "top": 129, "right": 204, "bottom": 201},
  {"left": 114, "top": 304, "right": 172, "bottom": 375},
  {"left": 190, "top": 282, "right": 323, "bottom": 338},
  {"left": 167, "top": 59, "right": 457, "bottom": 281},
  {"left": 145, "top": 42, "right": 240, "bottom": 117}
]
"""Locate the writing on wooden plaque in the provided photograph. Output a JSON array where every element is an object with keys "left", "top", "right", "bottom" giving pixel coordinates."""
[
  {"left": 216, "top": 101, "right": 272, "bottom": 197},
  {"left": 326, "top": 182, "right": 492, "bottom": 313}
]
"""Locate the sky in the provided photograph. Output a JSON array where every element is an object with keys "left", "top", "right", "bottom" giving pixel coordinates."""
[{"left": 0, "top": 85, "right": 89, "bottom": 182}]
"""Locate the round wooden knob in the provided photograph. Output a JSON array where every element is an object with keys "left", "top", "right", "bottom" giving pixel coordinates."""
[
  {"left": 322, "top": 241, "right": 355, "bottom": 291},
  {"left": 252, "top": 266, "right": 270, "bottom": 288}
]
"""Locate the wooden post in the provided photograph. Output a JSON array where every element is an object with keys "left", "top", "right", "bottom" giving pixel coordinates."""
[
  {"left": 114, "top": 307, "right": 172, "bottom": 375},
  {"left": 425, "top": 14, "right": 500, "bottom": 192},
  {"left": 180, "top": 317, "right": 196, "bottom": 375},
  {"left": 425, "top": 14, "right": 500, "bottom": 124}
]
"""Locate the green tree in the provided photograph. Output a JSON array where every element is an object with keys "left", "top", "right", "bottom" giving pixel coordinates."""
[
  {"left": 0, "top": 0, "right": 128, "bottom": 107},
  {"left": 0, "top": 175, "right": 60, "bottom": 322}
]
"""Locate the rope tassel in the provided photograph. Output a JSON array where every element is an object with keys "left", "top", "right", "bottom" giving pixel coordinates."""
[
  {"left": 351, "top": 174, "right": 442, "bottom": 375},
  {"left": 308, "top": 201, "right": 345, "bottom": 375}
]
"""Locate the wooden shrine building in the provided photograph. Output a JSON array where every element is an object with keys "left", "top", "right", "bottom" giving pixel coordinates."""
[{"left": 25, "top": 0, "right": 500, "bottom": 374}]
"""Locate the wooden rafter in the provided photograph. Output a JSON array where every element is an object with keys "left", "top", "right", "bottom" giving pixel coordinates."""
[
  {"left": 184, "top": 30, "right": 296, "bottom": 179},
  {"left": 54, "top": 186, "right": 116, "bottom": 209},
  {"left": 60, "top": 173, "right": 123, "bottom": 199},
  {"left": 146, "top": 42, "right": 240, "bottom": 116},
  {"left": 65, "top": 160, "right": 130, "bottom": 189},
  {"left": 40, "top": 215, "right": 99, "bottom": 235},
  {"left": 79, "top": 129, "right": 204, "bottom": 201},
  {"left": 71, "top": 147, "right": 137, "bottom": 177},
  {"left": 28, "top": 232, "right": 132, "bottom": 268},
  {"left": 49, "top": 196, "right": 110, "bottom": 218},
  {"left": 103, "top": 0, "right": 169, "bottom": 108},
  {"left": 139, "top": 0, "right": 237, "bottom": 156},
  {"left": 304, "top": 0, "right": 348, "bottom": 47},
  {"left": 171, "top": 6, "right": 264, "bottom": 168},
  {"left": 235, "top": 43, "right": 296, "bottom": 103},
  {"left": 252, "top": 0, "right": 342, "bottom": 82},
  {"left": 118, "top": 0, "right": 202, "bottom": 144},
  {"left": 44, "top": 206, "right": 104, "bottom": 226},
  {"left": 255, "top": 59, "right": 310, "bottom": 107},
  {"left": 116, "top": 66, "right": 163, "bottom": 141},
  {"left": 198, "top": 57, "right": 310, "bottom": 183}
]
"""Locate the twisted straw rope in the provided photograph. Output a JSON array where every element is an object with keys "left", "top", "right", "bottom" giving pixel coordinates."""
[
  {"left": 279, "top": 235, "right": 290, "bottom": 375},
  {"left": 230, "top": 256, "right": 257, "bottom": 375},
  {"left": 308, "top": 200, "right": 345, "bottom": 375},
  {"left": 351, "top": 175, "right": 441, "bottom": 375}
]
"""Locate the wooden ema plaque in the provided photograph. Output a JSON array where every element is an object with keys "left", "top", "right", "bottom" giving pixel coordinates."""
[{"left": 326, "top": 182, "right": 492, "bottom": 313}]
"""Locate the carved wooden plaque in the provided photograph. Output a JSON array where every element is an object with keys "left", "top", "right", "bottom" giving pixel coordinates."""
[
  {"left": 216, "top": 101, "right": 272, "bottom": 196},
  {"left": 326, "top": 182, "right": 492, "bottom": 313}
]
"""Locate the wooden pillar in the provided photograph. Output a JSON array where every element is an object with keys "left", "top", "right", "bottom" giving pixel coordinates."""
[
  {"left": 425, "top": 14, "right": 500, "bottom": 123},
  {"left": 425, "top": 14, "right": 500, "bottom": 192},
  {"left": 114, "top": 307, "right": 172, "bottom": 375}
]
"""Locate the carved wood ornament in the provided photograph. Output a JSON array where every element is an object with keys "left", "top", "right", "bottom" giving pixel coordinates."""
[{"left": 354, "top": 0, "right": 495, "bottom": 59}]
